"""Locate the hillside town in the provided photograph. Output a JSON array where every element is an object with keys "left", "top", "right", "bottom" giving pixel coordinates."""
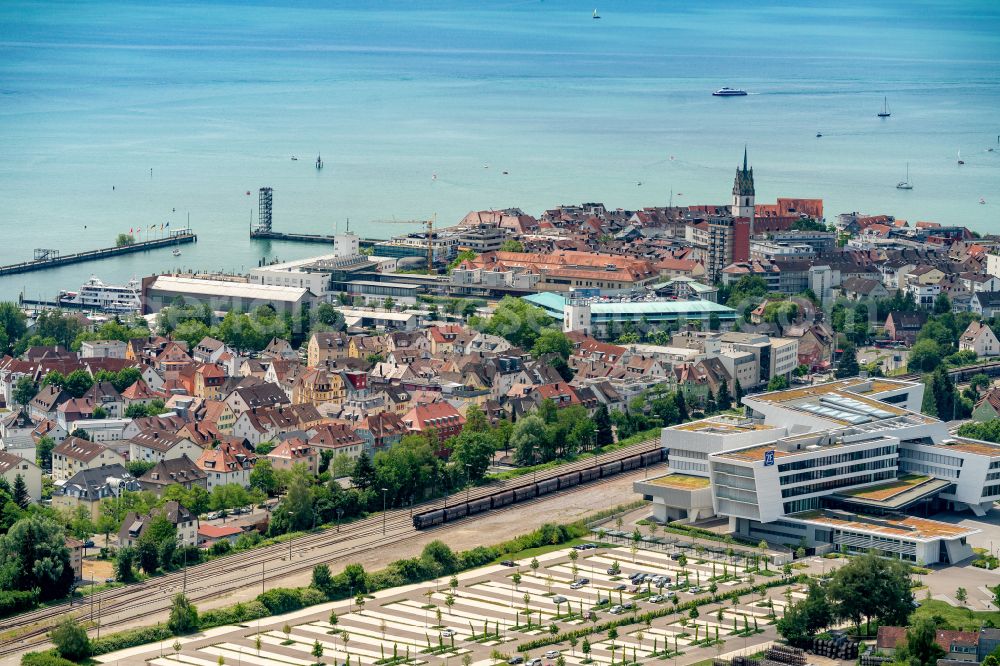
[{"left": 4, "top": 151, "right": 1000, "bottom": 666}]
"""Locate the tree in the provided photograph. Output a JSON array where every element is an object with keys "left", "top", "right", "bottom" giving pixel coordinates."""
[
  {"left": 835, "top": 342, "right": 860, "bottom": 379},
  {"left": 909, "top": 339, "right": 942, "bottom": 373},
  {"left": 511, "top": 415, "right": 547, "bottom": 466},
  {"left": 12, "top": 475, "right": 29, "bottom": 509},
  {"left": 351, "top": 452, "right": 376, "bottom": 491},
  {"left": 716, "top": 380, "right": 732, "bottom": 411},
  {"left": 50, "top": 616, "right": 91, "bottom": 662},
  {"left": 249, "top": 459, "right": 279, "bottom": 497},
  {"left": 827, "top": 551, "right": 913, "bottom": 634},
  {"left": 12, "top": 376, "right": 37, "bottom": 406},
  {"left": 115, "top": 546, "right": 136, "bottom": 582},
  {"left": 933, "top": 293, "right": 952, "bottom": 315},
  {"left": 116, "top": 233, "right": 136, "bottom": 247},
  {"left": 312, "top": 639, "right": 325, "bottom": 664},
  {"left": 168, "top": 593, "right": 200, "bottom": 634},
  {"left": 767, "top": 375, "right": 789, "bottom": 391},
  {"left": 137, "top": 538, "right": 160, "bottom": 574},
  {"left": 449, "top": 431, "right": 495, "bottom": 482},
  {"left": 532, "top": 330, "right": 572, "bottom": 360},
  {"left": 896, "top": 616, "right": 946, "bottom": 666},
  {"left": 0, "top": 302, "right": 27, "bottom": 348},
  {"left": 955, "top": 587, "right": 968, "bottom": 604},
  {"left": 35, "top": 436, "right": 55, "bottom": 472},
  {"left": 593, "top": 405, "right": 613, "bottom": 447},
  {"left": 734, "top": 378, "right": 744, "bottom": 404},
  {"left": 500, "top": 239, "right": 524, "bottom": 253},
  {"left": 63, "top": 369, "right": 94, "bottom": 398},
  {"left": 0, "top": 514, "right": 75, "bottom": 600}
]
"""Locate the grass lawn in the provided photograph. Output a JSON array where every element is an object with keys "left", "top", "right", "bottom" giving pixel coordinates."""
[{"left": 914, "top": 599, "right": 1000, "bottom": 630}]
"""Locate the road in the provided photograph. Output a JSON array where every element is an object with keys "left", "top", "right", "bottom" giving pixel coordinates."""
[{"left": 0, "top": 438, "right": 661, "bottom": 663}]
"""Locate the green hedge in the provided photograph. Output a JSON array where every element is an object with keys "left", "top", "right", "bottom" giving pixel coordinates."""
[
  {"left": 199, "top": 600, "right": 269, "bottom": 630},
  {"left": 90, "top": 624, "right": 173, "bottom": 656},
  {"left": 20, "top": 652, "right": 78, "bottom": 666},
  {"left": 258, "top": 587, "right": 327, "bottom": 615},
  {"left": 0, "top": 589, "right": 40, "bottom": 618}
]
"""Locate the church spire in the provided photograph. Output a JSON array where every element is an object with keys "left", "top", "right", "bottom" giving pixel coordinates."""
[{"left": 743, "top": 145, "right": 748, "bottom": 173}]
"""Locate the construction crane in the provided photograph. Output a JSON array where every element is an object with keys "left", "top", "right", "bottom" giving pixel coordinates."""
[{"left": 369, "top": 216, "right": 435, "bottom": 270}]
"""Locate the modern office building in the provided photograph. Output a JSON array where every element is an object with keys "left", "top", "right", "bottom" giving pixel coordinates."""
[{"left": 638, "top": 377, "right": 987, "bottom": 564}]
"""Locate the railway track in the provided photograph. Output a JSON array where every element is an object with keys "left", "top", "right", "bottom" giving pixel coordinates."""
[{"left": 0, "top": 437, "right": 661, "bottom": 658}]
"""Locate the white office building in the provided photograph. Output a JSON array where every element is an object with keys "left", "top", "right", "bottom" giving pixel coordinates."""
[{"left": 638, "top": 377, "right": 985, "bottom": 564}]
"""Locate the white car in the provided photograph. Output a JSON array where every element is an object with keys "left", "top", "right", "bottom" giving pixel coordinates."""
[
  {"left": 544, "top": 651, "right": 560, "bottom": 659},
  {"left": 441, "top": 629, "right": 456, "bottom": 638}
]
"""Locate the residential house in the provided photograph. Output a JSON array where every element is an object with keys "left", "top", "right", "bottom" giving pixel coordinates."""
[
  {"left": 194, "top": 363, "right": 226, "bottom": 400},
  {"left": 973, "top": 388, "right": 1000, "bottom": 422},
  {"left": 119, "top": 501, "right": 199, "bottom": 548},
  {"left": 266, "top": 437, "right": 319, "bottom": 475},
  {"left": 224, "top": 383, "right": 290, "bottom": 417},
  {"left": 65, "top": 538, "right": 84, "bottom": 580},
  {"left": 0, "top": 450, "right": 42, "bottom": 502},
  {"left": 401, "top": 402, "right": 466, "bottom": 445},
  {"left": 53, "top": 464, "right": 140, "bottom": 521},
  {"left": 354, "top": 411, "right": 408, "bottom": 456},
  {"left": 307, "top": 331, "right": 351, "bottom": 367},
  {"left": 192, "top": 337, "right": 229, "bottom": 364},
  {"left": 121, "top": 378, "right": 168, "bottom": 410},
  {"left": 51, "top": 437, "right": 126, "bottom": 482},
  {"left": 198, "top": 524, "right": 243, "bottom": 548},
  {"left": 262, "top": 337, "right": 297, "bottom": 361},
  {"left": 127, "top": 431, "right": 203, "bottom": 464},
  {"left": 138, "top": 454, "right": 208, "bottom": 495},
  {"left": 82, "top": 381, "right": 124, "bottom": 418},
  {"left": 196, "top": 441, "right": 257, "bottom": 490},
  {"left": 231, "top": 403, "right": 323, "bottom": 447},
  {"left": 960, "top": 321, "right": 999, "bottom": 358},
  {"left": 292, "top": 367, "right": 343, "bottom": 405},
  {"left": 81, "top": 340, "right": 127, "bottom": 359},
  {"left": 972, "top": 292, "right": 1000, "bottom": 319},
  {"left": 56, "top": 397, "right": 96, "bottom": 430},
  {"left": 307, "top": 422, "right": 365, "bottom": 462},
  {"left": 876, "top": 626, "right": 978, "bottom": 662},
  {"left": 28, "top": 384, "right": 70, "bottom": 422},
  {"left": 837, "top": 276, "right": 889, "bottom": 301},
  {"left": 884, "top": 311, "right": 928, "bottom": 345}
]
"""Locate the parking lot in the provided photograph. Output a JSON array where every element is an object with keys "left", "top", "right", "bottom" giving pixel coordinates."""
[{"left": 114, "top": 539, "right": 809, "bottom": 666}]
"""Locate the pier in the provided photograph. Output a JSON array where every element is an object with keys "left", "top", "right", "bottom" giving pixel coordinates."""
[
  {"left": 0, "top": 231, "right": 196, "bottom": 277},
  {"left": 250, "top": 229, "right": 379, "bottom": 249}
]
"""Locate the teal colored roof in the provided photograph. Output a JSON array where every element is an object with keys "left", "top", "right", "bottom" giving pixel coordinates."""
[{"left": 523, "top": 292, "right": 735, "bottom": 318}]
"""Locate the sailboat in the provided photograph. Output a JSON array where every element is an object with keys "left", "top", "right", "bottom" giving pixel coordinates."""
[
  {"left": 315, "top": 154, "right": 324, "bottom": 170},
  {"left": 592, "top": 8, "right": 601, "bottom": 19},
  {"left": 877, "top": 96, "right": 891, "bottom": 118},
  {"left": 896, "top": 163, "right": 913, "bottom": 190},
  {"left": 957, "top": 150, "right": 964, "bottom": 165}
]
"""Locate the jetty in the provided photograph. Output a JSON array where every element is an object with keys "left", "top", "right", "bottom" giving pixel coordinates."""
[
  {"left": 250, "top": 229, "right": 378, "bottom": 249},
  {"left": 0, "top": 231, "right": 196, "bottom": 277}
]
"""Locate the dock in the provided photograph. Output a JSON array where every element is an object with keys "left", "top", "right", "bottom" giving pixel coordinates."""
[
  {"left": 250, "top": 230, "right": 379, "bottom": 249},
  {"left": 0, "top": 232, "right": 197, "bottom": 277}
]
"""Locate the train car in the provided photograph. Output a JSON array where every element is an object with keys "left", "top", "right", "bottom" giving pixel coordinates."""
[
  {"left": 491, "top": 490, "right": 515, "bottom": 508},
  {"left": 444, "top": 504, "right": 468, "bottom": 521},
  {"left": 641, "top": 449, "right": 664, "bottom": 466},
  {"left": 580, "top": 466, "right": 600, "bottom": 482},
  {"left": 468, "top": 497, "right": 491, "bottom": 515},
  {"left": 514, "top": 485, "right": 538, "bottom": 502},
  {"left": 413, "top": 509, "right": 445, "bottom": 529},
  {"left": 600, "top": 460, "right": 623, "bottom": 477},
  {"left": 537, "top": 478, "right": 559, "bottom": 495},
  {"left": 621, "top": 454, "right": 642, "bottom": 471},
  {"left": 557, "top": 471, "right": 580, "bottom": 489}
]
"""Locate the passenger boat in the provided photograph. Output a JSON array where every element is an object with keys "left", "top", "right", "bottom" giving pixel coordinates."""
[
  {"left": 713, "top": 87, "right": 747, "bottom": 97},
  {"left": 58, "top": 276, "right": 142, "bottom": 313}
]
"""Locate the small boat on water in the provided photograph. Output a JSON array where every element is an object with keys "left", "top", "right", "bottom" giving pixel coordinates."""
[
  {"left": 172, "top": 248, "right": 181, "bottom": 257},
  {"left": 896, "top": 163, "right": 913, "bottom": 190},
  {"left": 877, "top": 96, "right": 891, "bottom": 118},
  {"left": 957, "top": 150, "right": 964, "bottom": 165},
  {"left": 315, "top": 154, "right": 323, "bottom": 170},
  {"left": 290, "top": 156, "right": 298, "bottom": 161},
  {"left": 713, "top": 87, "right": 747, "bottom": 97},
  {"left": 981, "top": 198, "right": 987, "bottom": 205},
  {"left": 816, "top": 131, "right": 822, "bottom": 138},
  {"left": 592, "top": 8, "right": 601, "bottom": 19}
]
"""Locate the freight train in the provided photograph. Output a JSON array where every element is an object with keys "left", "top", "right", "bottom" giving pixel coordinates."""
[{"left": 412, "top": 448, "right": 665, "bottom": 529}]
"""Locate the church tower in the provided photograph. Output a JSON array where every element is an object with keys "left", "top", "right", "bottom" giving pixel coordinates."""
[{"left": 732, "top": 146, "right": 755, "bottom": 226}]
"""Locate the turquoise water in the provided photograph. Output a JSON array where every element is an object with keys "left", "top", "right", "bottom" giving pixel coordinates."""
[{"left": 1, "top": 0, "right": 998, "bottom": 301}]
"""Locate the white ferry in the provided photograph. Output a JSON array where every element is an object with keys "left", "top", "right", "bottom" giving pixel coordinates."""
[{"left": 58, "top": 276, "right": 142, "bottom": 314}]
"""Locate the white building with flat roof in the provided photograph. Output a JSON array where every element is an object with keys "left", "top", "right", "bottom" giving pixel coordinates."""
[
  {"left": 639, "top": 377, "right": 988, "bottom": 564},
  {"left": 144, "top": 276, "right": 315, "bottom": 314}
]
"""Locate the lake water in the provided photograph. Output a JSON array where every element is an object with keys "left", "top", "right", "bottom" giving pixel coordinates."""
[{"left": 1, "top": 0, "right": 998, "bottom": 301}]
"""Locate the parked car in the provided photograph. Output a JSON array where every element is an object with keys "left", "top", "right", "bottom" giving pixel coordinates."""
[
  {"left": 83, "top": 539, "right": 95, "bottom": 548},
  {"left": 441, "top": 629, "right": 456, "bottom": 638},
  {"left": 578, "top": 578, "right": 590, "bottom": 585},
  {"left": 508, "top": 658, "right": 524, "bottom": 665},
  {"left": 688, "top": 586, "right": 702, "bottom": 594},
  {"left": 544, "top": 651, "right": 560, "bottom": 659},
  {"left": 528, "top": 659, "right": 543, "bottom": 666},
  {"left": 552, "top": 596, "right": 567, "bottom": 604},
  {"left": 609, "top": 605, "right": 624, "bottom": 614},
  {"left": 649, "top": 595, "right": 664, "bottom": 603},
  {"left": 613, "top": 583, "right": 627, "bottom": 591},
  {"left": 500, "top": 560, "right": 517, "bottom": 567},
  {"left": 570, "top": 581, "right": 585, "bottom": 590},
  {"left": 206, "top": 511, "right": 221, "bottom": 520}
]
